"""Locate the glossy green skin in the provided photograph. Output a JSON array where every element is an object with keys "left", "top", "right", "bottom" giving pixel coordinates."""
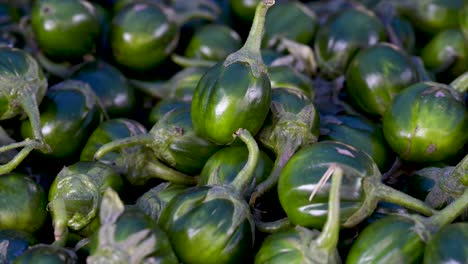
[
  {"left": 0, "top": 173, "right": 47, "bottom": 233},
  {"left": 346, "top": 216, "right": 424, "bottom": 264},
  {"left": 320, "top": 115, "right": 393, "bottom": 171},
  {"left": 398, "top": 0, "right": 464, "bottom": 34},
  {"left": 20, "top": 81, "right": 103, "bottom": 160},
  {"left": 48, "top": 162, "right": 123, "bottom": 232},
  {"left": 263, "top": 1, "right": 317, "bottom": 47},
  {"left": 229, "top": 0, "right": 260, "bottom": 24},
  {"left": 424, "top": 223, "right": 468, "bottom": 264},
  {"left": 278, "top": 141, "right": 379, "bottom": 229},
  {"left": 149, "top": 106, "right": 222, "bottom": 175},
  {"left": 198, "top": 146, "right": 273, "bottom": 196},
  {"left": 110, "top": 2, "right": 178, "bottom": 72},
  {"left": 13, "top": 245, "right": 77, "bottom": 264},
  {"left": 80, "top": 118, "right": 147, "bottom": 162},
  {"left": 0, "top": 229, "right": 37, "bottom": 263},
  {"left": 159, "top": 185, "right": 254, "bottom": 264},
  {"left": 135, "top": 182, "right": 188, "bottom": 221},
  {"left": 268, "top": 65, "right": 314, "bottom": 99},
  {"left": 0, "top": 47, "right": 47, "bottom": 120},
  {"left": 148, "top": 99, "right": 190, "bottom": 125},
  {"left": 31, "top": 0, "right": 99, "bottom": 61},
  {"left": 345, "top": 43, "right": 418, "bottom": 116},
  {"left": 71, "top": 60, "right": 136, "bottom": 117},
  {"left": 314, "top": 8, "right": 386, "bottom": 79},
  {"left": 90, "top": 207, "right": 178, "bottom": 263},
  {"left": 382, "top": 82, "right": 468, "bottom": 162},
  {"left": 184, "top": 24, "right": 242, "bottom": 61},
  {"left": 191, "top": 62, "right": 271, "bottom": 144},
  {"left": 421, "top": 29, "right": 467, "bottom": 79}
]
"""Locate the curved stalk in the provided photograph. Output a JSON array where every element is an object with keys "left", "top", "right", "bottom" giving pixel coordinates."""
[
  {"left": 429, "top": 188, "right": 468, "bottom": 228},
  {"left": 231, "top": 129, "right": 260, "bottom": 194},
  {"left": 255, "top": 217, "right": 292, "bottom": 233},
  {"left": 450, "top": 71, "right": 468, "bottom": 93},
  {"left": 50, "top": 197, "right": 69, "bottom": 247},
  {"left": 94, "top": 135, "right": 154, "bottom": 160},
  {"left": 0, "top": 141, "right": 41, "bottom": 175},
  {"left": 19, "top": 92, "right": 51, "bottom": 153},
  {"left": 145, "top": 160, "right": 198, "bottom": 186}
]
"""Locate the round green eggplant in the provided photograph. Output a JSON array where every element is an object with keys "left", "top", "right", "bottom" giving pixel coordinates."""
[
  {"left": 71, "top": 60, "right": 136, "bottom": 117},
  {"left": 320, "top": 114, "right": 393, "bottom": 171},
  {"left": 192, "top": 0, "right": 274, "bottom": 144},
  {"left": 345, "top": 43, "right": 418, "bottom": 116},
  {"left": 423, "top": 222, "right": 468, "bottom": 264},
  {"left": 20, "top": 80, "right": 104, "bottom": 161},
  {"left": 0, "top": 229, "right": 37, "bottom": 263},
  {"left": 48, "top": 161, "right": 123, "bottom": 246},
  {"left": 13, "top": 244, "right": 77, "bottom": 264},
  {"left": 31, "top": 0, "right": 99, "bottom": 61},
  {"left": 0, "top": 173, "right": 47, "bottom": 233},
  {"left": 382, "top": 81, "right": 468, "bottom": 163},
  {"left": 278, "top": 141, "right": 434, "bottom": 229},
  {"left": 268, "top": 65, "right": 314, "bottom": 99},
  {"left": 314, "top": 7, "right": 386, "bottom": 79}
]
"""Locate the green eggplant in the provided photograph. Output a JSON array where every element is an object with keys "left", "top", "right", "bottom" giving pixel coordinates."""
[
  {"left": 0, "top": 173, "right": 47, "bottom": 233},
  {"left": 320, "top": 114, "right": 393, "bottom": 171},
  {"left": 135, "top": 182, "right": 188, "bottom": 221},
  {"left": 345, "top": 43, "right": 418, "bottom": 116},
  {"left": 267, "top": 65, "right": 315, "bottom": 99},
  {"left": 109, "top": 1, "right": 217, "bottom": 73},
  {"left": 191, "top": 0, "right": 274, "bottom": 145},
  {"left": 314, "top": 7, "right": 386, "bottom": 79},
  {"left": 346, "top": 188, "right": 468, "bottom": 264},
  {"left": 423, "top": 222, "right": 468, "bottom": 264},
  {"left": 255, "top": 165, "right": 343, "bottom": 264},
  {"left": 229, "top": 0, "right": 260, "bottom": 25},
  {"left": 0, "top": 47, "right": 49, "bottom": 162},
  {"left": 198, "top": 145, "right": 273, "bottom": 197},
  {"left": 420, "top": 28, "right": 468, "bottom": 81},
  {"left": 278, "top": 141, "right": 435, "bottom": 229},
  {"left": 88, "top": 189, "right": 178, "bottom": 264},
  {"left": 0, "top": 229, "right": 37, "bottom": 264},
  {"left": 71, "top": 60, "right": 136, "bottom": 117},
  {"left": 172, "top": 24, "right": 242, "bottom": 67},
  {"left": 148, "top": 99, "right": 191, "bottom": 125},
  {"left": 389, "top": 16, "right": 416, "bottom": 53},
  {"left": 48, "top": 161, "right": 123, "bottom": 246},
  {"left": 31, "top": 0, "right": 100, "bottom": 62},
  {"left": 159, "top": 128, "right": 260, "bottom": 264},
  {"left": 382, "top": 76, "right": 468, "bottom": 163},
  {"left": 13, "top": 244, "right": 77, "bottom": 264},
  {"left": 94, "top": 105, "right": 221, "bottom": 178},
  {"left": 20, "top": 80, "right": 105, "bottom": 161}
]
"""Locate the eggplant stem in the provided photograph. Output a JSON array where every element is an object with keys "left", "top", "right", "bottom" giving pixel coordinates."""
[
  {"left": 316, "top": 165, "right": 342, "bottom": 254},
  {"left": 171, "top": 54, "right": 217, "bottom": 68},
  {"left": 449, "top": 71, "right": 468, "bottom": 93},
  {"left": 50, "top": 197, "right": 69, "bottom": 247},
  {"left": 94, "top": 134, "right": 154, "bottom": 160},
  {"left": 231, "top": 129, "right": 260, "bottom": 194},
  {"left": 0, "top": 141, "right": 40, "bottom": 175},
  {"left": 255, "top": 217, "right": 292, "bottom": 233},
  {"left": 429, "top": 188, "right": 468, "bottom": 228},
  {"left": 145, "top": 160, "right": 198, "bottom": 185},
  {"left": 19, "top": 92, "right": 51, "bottom": 153}
]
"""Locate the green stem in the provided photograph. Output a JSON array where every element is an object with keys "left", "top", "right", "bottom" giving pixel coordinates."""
[
  {"left": 171, "top": 54, "right": 217, "bottom": 68},
  {"left": 0, "top": 138, "right": 35, "bottom": 152},
  {"left": 449, "top": 71, "right": 468, "bottom": 93},
  {"left": 128, "top": 79, "right": 168, "bottom": 99},
  {"left": 430, "top": 188, "right": 468, "bottom": 228},
  {"left": 0, "top": 142, "right": 40, "bottom": 175},
  {"left": 242, "top": 1, "right": 274, "bottom": 56},
  {"left": 50, "top": 197, "right": 69, "bottom": 247},
  {"left": 316, "top": 165, "right": 342, "bottom": 254},
  {"left": 255, "top": 217, "right": 292, "bottom": 233},
  {"left": 145, "top": 160, "right": 198, "bottom": 185},
  {"left": 375, "top": 182, "right": 435, "bottom": 216},
  {"left": 453, "top": 154, "right": 468, "bottom": 186},
  {"left": 175, "top": 10, "right": 218, "bottom": 25},
  {"left": 19, "top": 92, "right": 51, "bottom": 153},
  {"left": 231, "top": 129, "right": 260, "bottom": 194},
  {"left": 94, "top": 134, "right": 154, "bottom": 160}
]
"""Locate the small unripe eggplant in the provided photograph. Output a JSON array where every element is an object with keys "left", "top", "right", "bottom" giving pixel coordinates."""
[{"left": 13, "top": 244, "right": 77, "bottom": 264}]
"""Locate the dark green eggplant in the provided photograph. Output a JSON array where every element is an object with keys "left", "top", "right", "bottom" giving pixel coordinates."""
[
  {"left": 382, "top": 77, "right": 468, "bottom": 163},
  {"left": 48, "top": 161, "right": 123, "bottom": 246},
  {"left": 423, "top": 222, "right": 468, "bottom": 264},
  {"left": 135, "top": 182, "right": 188, "bottom": 221},
  {"left": 0, "top": 47, "right": 49, "bottom": 164},
  {"left": 229, "top": 0, "right": 260, "bottom": 25},
  {"left": 345, "top": 43, "right": 418, "bottom": 116},
  {"left": 255, "top": 165, "right": 343, "bottom": 264},
  {"left": 94, "top": 105, "right": 221, "bottom": 178},
  {"left": 148, "top": 99, "right": 191, "bottom": 125},
  {"left": 192, "top": 0, "right": 274, "bottom": 145},
  {"left": 71, "top": 60, "right": 136, "bottom": 117},
  {"left": 421, "top": 28, "right": 467, "bottom": 81},
  {"left": 320, "top": 114, "right": 393, "bottom": 171},
  {"left": 109, "top": 1, "right": 217, "bottom": 73},
  {"left": 314, "top": 7, "right": 386, "bottom": 79},
  {"left": 346, "top": 188, "right": 468, "bottom": 264},
  {"left": 20, "top": 80, "right": 105, "bottom": 161},
  {"left": 199, "top": 145, "right": 273, "bottom": 197},
  {"left": 31, "top": 0, "right": 100, "bottom": 62},
  {"left": 0, "top": 229, "right": 37, "bottom": 264},
  {"left": 278, "top": 141, "right": 435, "bottom": 229},
  {"left": 88, "top": 189, "right": 178, "bottom": 264},
  {"left": 267, "top": 65, "right": 315, "bottom": 99},
  {"left": 159, "top": 128, "right": 259, "bottom": 264},
  {"left": 0, "top": 173, "right": 47, "bottom": 233},
  {"left": 172, "top": 24, "right": 242, "bottom": 67},
  {"left": 13, "top": 244, "right": 77, "bottom": 264}
]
